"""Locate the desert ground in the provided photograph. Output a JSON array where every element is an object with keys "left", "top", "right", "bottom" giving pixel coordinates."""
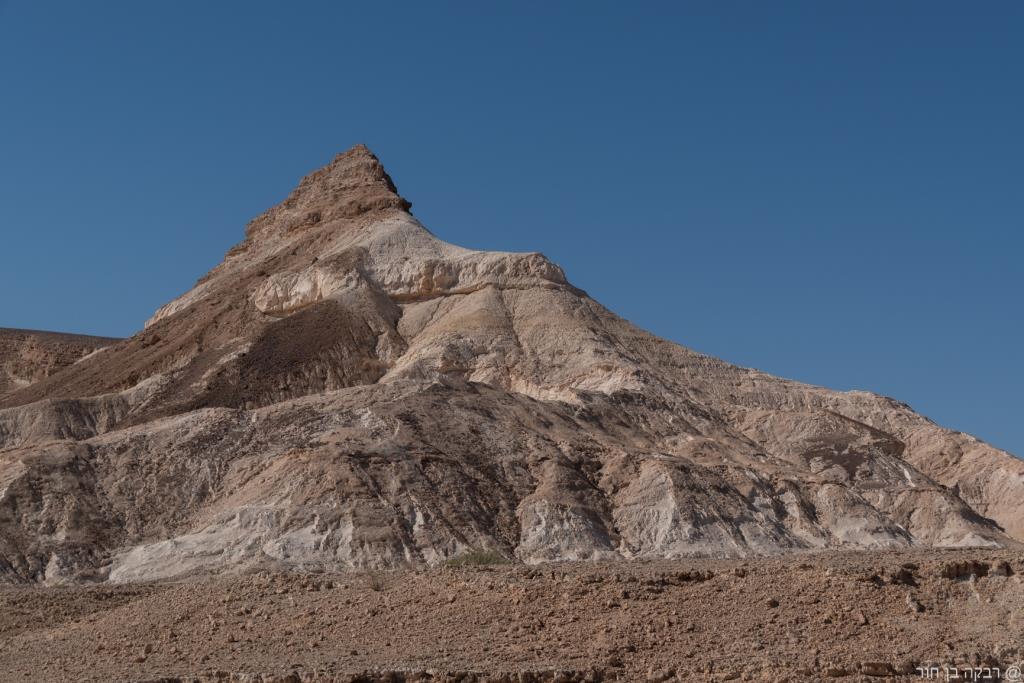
[{"left": 2, "top": 549, "right": 1022, "bottom": 682}]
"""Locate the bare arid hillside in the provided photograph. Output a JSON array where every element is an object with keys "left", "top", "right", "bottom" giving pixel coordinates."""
[
  {"left": 1, "top": 145, "right": 1022, "bottom": 588},
  {"left": 3, "top": 145, "right": 1024, "bottom": 682},
  {"left": 0, "top": 328, "right": 118, "bottom": 397}
]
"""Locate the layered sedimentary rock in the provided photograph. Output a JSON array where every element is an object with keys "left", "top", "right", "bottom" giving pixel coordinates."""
[{"left": 0, "top": 145, "right": 1020, "bottom": 583}]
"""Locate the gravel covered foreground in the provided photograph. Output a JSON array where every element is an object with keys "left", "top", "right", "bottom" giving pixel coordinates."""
[{"left": 2, "top": 549, "right": 1023, "bottom": 682}]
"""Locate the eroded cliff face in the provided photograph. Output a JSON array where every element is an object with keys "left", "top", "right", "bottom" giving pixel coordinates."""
[{"left": 0, "top": 145, "right": 1020, "bottom": 583}]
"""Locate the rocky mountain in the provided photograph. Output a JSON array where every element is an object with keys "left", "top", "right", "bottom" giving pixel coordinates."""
[{"left": 1, "top": 145, "right": 1021, "bottom": 584}]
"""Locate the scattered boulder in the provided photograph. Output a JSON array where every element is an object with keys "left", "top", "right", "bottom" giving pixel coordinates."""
[
  {"left": 905, "top": 593, "right": 925, "bottom": 613},
  {"left": 888, "top": 567, "right": 917, "bottom": 586},
  {"left": 940, "top": 560, "right": 990, "bottom": 580},
  {"left": 991, "top": 561, "right": 1014, "bottom": 577},
  {"left": 860, "top": 661, "right": 894, "bottom": 677}
]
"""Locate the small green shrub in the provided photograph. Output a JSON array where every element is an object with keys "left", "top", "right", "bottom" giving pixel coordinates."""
[
  {"left": 365, "top": 571, "right": 387, "bottom": 592},
  {"left": 444, "top": 548, "right": 510, "bottom": 567}
]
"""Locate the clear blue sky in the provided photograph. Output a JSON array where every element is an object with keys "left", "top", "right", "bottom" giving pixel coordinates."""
[{"left": 1, "top": 2, "right": 1021, "bottom": 455}]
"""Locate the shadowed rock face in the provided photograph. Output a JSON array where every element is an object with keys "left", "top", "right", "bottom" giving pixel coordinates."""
[{"left": 0, "top": 145, "right": 1020, "bottom": 584}]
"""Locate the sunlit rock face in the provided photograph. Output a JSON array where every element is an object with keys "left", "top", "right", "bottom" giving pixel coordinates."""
[{"left": 1, "top": 145, "right": 1020, "bottom": 584}]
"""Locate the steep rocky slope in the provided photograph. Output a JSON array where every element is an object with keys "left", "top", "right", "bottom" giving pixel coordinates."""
[
  {"left": 0, "top": 328, "right": 117, "bottom": 397},
  {"left": 0, "top": 145, "right": 1020, "bottom": 584}
]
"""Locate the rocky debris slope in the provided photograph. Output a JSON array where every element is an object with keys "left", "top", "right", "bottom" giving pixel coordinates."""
[
  {"left": 0, "top": 145, "right": 1021, "bottom": 583},
  {"left": 1, "top": 550, "right": 1022, "bottom": 682},
  {"left": 0, "top": 328, "right": 118, "bottom": 397}
]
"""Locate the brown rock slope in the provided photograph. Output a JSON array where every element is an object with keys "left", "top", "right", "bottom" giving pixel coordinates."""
[
  {"left": 0, "top": 145, "right": 1021, "bottom": 584},
  {"left": 0, "top": 328, "right": 117, "bottom": 397}
]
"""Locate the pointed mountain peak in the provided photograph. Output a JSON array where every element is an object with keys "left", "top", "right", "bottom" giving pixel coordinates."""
[
  {"left": 245, "top": 144, "right": 411, "bottom": 239},
  {"left": 319, "top": 144, "right": 402, "bottom": 191}
]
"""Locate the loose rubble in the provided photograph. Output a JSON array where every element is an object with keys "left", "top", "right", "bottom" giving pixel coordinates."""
[{"left": 2, "top": 550, "right": 1023, "bottom": 682}]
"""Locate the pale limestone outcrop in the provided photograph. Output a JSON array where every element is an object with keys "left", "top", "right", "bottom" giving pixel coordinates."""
[
  {"left": 253, "top": 267, "right": 356, "bottom": 316},
  {"left": 249, "top": 219, "right": 567, "bottom": 318}
]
